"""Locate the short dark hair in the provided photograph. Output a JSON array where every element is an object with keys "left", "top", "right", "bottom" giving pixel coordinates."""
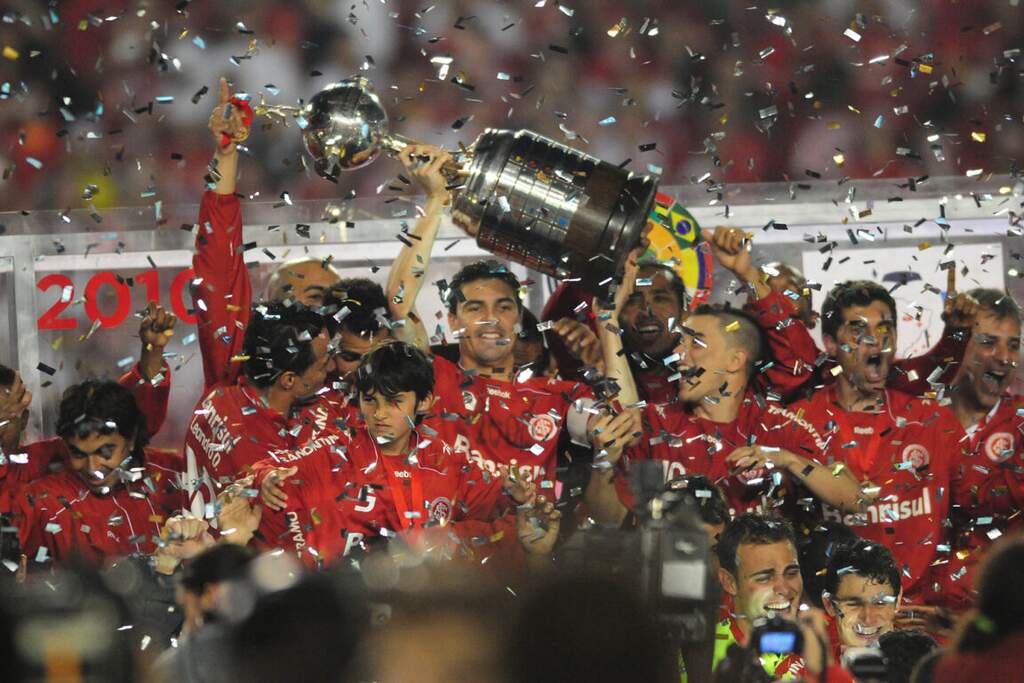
[
  {"left": 0, "top": 364, "right": 14, "bottom": 387},
  {"left": 823, "top": 539, "right": 900, "bottom": 600},
  {"left": 325, "top": 278, "right": 389, "bottom": 337},
  {"left": 355, "top": 341, "right": 434, "bottom": 403},
  {"left": 968, "top": 287, "right": 1021, "bottom": 326},
  {"left": 797, "top": 522, "right": 860, "bottom": 609},
  {"left": 664, "top": 474, "right": 728, "bottom": 526},
  {"left": 636, "top": 258, "right": 689, "bottom": 311},
  {"left": 180, "top": 543, "right": 255, "bottom": 595},
  {"left": 691, "top": 304, "right": 766, "bottom": 376},
  {"left": 56, "top": 381, "right": 148, "bottom": 463},
  {"left": 242, "top": 302, "right": 327, "bottom": 388},
  {"left": 877, "top": 629, "right": 937, "bottom": 683},
  {"left": 820, "top": 280, "right": 896, "bottom": 341},
  {"left": 445, "top": 259, "right": 522, "bottom": 314},
  {"left": 716, "top": 514, "right": 796, "bottom": 576}
]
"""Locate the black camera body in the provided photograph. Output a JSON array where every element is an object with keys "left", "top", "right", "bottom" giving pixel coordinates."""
[{"left": 558, "top": 461, "right": 719, "bottom": 646}]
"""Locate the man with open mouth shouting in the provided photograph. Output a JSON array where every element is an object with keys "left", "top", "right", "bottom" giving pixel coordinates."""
[
  {"left": 785, "top": 280, "right": 968, "bottom": 608},
  {"left": 933, "top": 288, "right": 1024, "bottom": 612}
]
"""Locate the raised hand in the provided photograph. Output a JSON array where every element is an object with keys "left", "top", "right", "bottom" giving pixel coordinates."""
[
  {"left": 208, "top": 77, "right": 250, "bottom": 154},
  {"left": 942, "top": 269, "right": 979, "bottom": 328},
  {"left": 398, "top": 144, "right": 453, "bottom": 205},
  {"left": 704, "top": 227, "right": 754, "bottom": 279},
  {"left": 139, "top": 302, "right": 177, "bottom": 351}
]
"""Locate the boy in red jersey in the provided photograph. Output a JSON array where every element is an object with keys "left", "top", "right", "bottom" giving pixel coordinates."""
[
  {"left": 13, "top": 381, "right": 183, "bottom": 568},
  {"left": 256, "top": 342, "right": 559, "bottom": 567},
  {"left": 783, "top": 280, "right": 967, "bottom": 606}
]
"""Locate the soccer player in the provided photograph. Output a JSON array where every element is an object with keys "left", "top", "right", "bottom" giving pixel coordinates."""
[
  {"left": 822, "top": 539, "right": 901, "bottom": 653},
  {"left": 0, "top": 303, "right": 176, "bottom": 514},
  {"left": 782, "top": 280, "right": 967, "bottom": 604},
  {"left": 932, "top": 289, "right": 1023, "bottom": 610},
  {"left": 12, "top": 381, "right": 183, "bottom": 567},
  {"left": 584, "top": 285, "right": 861, "bottom": 525},
  {"left": 183, "top": 302, "right": 336, "bottom": 520}
]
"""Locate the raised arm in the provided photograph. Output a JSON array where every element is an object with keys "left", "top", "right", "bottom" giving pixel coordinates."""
[
  {"left": 386, "top": 144, "right": 453, "bottom": 350},
  {"left": 705, "top": 227, "right": 819, "bottom": 397},
  {"left": 120, "top": 302, "right": 176, "bottom": 437},
  {"left": 596, "top": 251, "right": 643, "bottom": 408},
  {"left": 193, "top": 77, "right": 253, "bottom": 391}
]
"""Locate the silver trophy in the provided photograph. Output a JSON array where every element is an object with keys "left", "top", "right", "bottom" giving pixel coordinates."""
[{"left": 265, "top": 76, "right": 657, "bottom": 285}]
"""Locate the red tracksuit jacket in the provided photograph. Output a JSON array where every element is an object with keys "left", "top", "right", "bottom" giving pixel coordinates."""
[
  {"left": 785, "top": 387, "right": 967, "bottom": 603},
  {"left": 614, "top": 392, "right": 824, "bottom": 518},
  {"left": 12, "top": 448, "right": 183, "bottom": 567}
]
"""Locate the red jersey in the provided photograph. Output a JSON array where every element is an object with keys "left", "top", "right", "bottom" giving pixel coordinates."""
[
  {"left": 183, "top": 377, "right": 356, "bottom": 512},
  {"left": 12, "top": 448, "right": 183, "bottom": 567},
  {"left": 615, "top": 393, "right": 824, "bottom": 517},
  {"left": 0, "top": 361, "right": 173, "bottom": 514},
  {"left": 252, "top": 424, "right": 520, "bottom": 567},
  {"left": 431, "top": 355, "right": 594, "bottom": 489},
  {"left": 785, "top": 387, "right": 966, "bottom": 601},
  {"left": 926, "top": 394, "right": 1024, "bottom": 611}
]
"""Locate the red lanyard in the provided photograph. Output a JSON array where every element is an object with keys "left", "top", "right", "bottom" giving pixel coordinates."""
[
  {"left": 829, "top": 390, "right": 889, "bottom": 478},
  {"left": 377, "top": 451, "right": 426, "bottom": 530}
]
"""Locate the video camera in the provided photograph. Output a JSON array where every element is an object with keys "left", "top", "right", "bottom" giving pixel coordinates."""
[{"left": 558, "top": 460, "right": 719, "bottom": 646}]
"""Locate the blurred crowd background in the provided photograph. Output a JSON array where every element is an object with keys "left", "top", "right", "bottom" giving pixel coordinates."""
[{"left": 1, "top": 0, "right": 1022, "bottom": 214}]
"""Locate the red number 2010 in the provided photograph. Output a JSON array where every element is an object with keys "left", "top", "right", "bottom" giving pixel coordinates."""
[{"left": 36, "top": 268, "right": 197, "bottom": 330}]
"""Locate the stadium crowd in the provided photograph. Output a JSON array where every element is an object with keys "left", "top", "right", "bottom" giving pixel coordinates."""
[{"left": 0, "top": 72, "right": 1023, "bottom": 683}]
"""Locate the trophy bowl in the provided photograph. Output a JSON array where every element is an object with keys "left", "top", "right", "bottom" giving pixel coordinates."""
[{"left": 301, "top": 76, "right": 400, "bottom": 178}]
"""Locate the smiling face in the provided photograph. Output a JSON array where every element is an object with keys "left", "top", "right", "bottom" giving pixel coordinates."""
[
  {"left": 66, "top": 430, "right": 135, "bottom": 494},
  {"left": 955, "top": 311, "right": 1021, "bottom": 412},
  {"left": 825, "top": 574, "right": 900, "bottom": 649},
  {"left": 360, "top": 389, "right": 431, "bottom": 455},
  {"left": 823, "top": 301, "right": 896, "bottom": 399},
  {"left": 674, "top": 314, "right": 748, "bottom": 405},
  {"left": 720, "top": 540, "right": 803, "bottom": 624},
  {"left": 448, "top": 278, "right": 520, "bottom": 372},
  {"left": 619, "top": 267, "right": 685, "bottom": 358}
]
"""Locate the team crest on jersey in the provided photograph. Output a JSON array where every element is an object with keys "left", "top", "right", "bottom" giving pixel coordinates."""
[
  {"left": 984, "top": 432, "right": 1015, "bottom": 463},
  {"left": 528, "top": 414, "right": 558, "bottom": 442},
  {"left": 429, "top": 497, "right": 453, "bottom": 523},
  {"left": 900, "top": 443, "right": 930, "bottom": 469},
  {"left": 462, "top": 390, "right": 478, "bottom": 412}
]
